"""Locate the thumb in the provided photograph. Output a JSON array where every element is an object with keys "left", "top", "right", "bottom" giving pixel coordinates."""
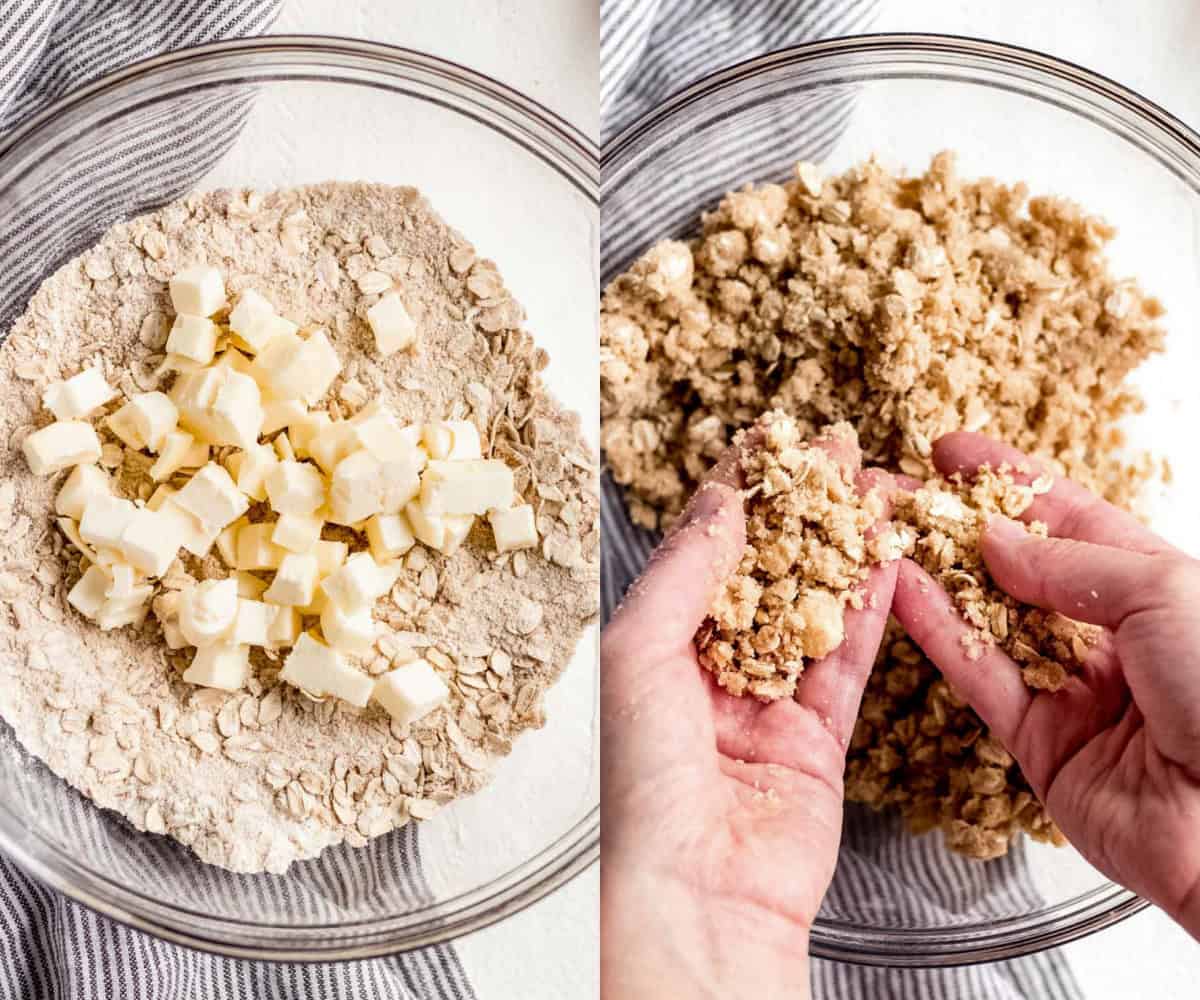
[
  {"left": 981, "top": 516, "right": 1159, "bottom": 627},
  {"left": 604, "top": 480, "right": 746, "bottom": 662}
]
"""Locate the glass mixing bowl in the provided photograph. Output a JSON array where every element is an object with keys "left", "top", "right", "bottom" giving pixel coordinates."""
[
  {"left": 0, "top": 37, "right": 599, "bottom": 959},
  {"left": 602, "top": 34, "right": 1200, "bottom": 966}
]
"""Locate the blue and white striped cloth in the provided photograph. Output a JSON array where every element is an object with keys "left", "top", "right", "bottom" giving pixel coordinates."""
[
  {"left": 600, "top": 1, "right": 1083, "bottom": 997},
  {"left": 0, "top": 3, "right": 476, "bottom": 997}
]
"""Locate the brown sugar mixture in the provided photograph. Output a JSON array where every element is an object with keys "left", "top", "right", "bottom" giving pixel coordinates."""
[{"left": 602, "top": 152, "right": 1165, "bottom": 858}]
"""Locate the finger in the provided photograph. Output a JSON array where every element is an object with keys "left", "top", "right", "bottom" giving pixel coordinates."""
[
  {"left": 811, "top": 421, "right": 862, "bottom": 475},
  {"left": 605, "top": 480, "right": 746, "bottom": 661},
  {"left": 892, "top": 559, "right": 1032, "bottom": 748},
  {"left": 933, "top": 432, "right": 1168, "bottom": 556},
  {"left": 982, "top": 517, "right": 1163, "bottom": 628},
  {"left": 793, "top": 557, "right": 900, "bottom": 749}
]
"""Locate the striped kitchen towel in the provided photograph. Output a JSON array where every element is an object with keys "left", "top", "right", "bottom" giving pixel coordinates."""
[
  {"left": 0, "top": 3, "right": 474, "bottom": 998},
  {"left": 599, "top": 1, "right": 1084, "bottom": 998}
]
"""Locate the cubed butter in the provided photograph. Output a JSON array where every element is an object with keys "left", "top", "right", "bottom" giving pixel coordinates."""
[
  {"left": 106, "top": 562, "right": 140, "bottom": 601},
  {"left": 166, "top": 314, "right": 218, "bottom": 365},
  {"left": 112, "top": 392, "right": 179, "bottom": 452},
  {"left": 289, "top": 411, "right": 331, "bottom": 457},
  {"left": 312, "top": 539, "right": 349, "bottom": 577},
  {"left": 365, "top": 512, "right": 415, "bottom": 561},
  {"left": 67, "top": 564, "right": 111, "bottom": 620},
  {"left": 424, "top": 420, "right": 481, "bottom": 461},
  {"left": 183, "top": 644, "right": 250, "bottom": 692},
  {"left": 254, "top": 328, "right": 341, "bottom": 405},
  {"left": 149, "top": 429, "right": 195, "bottom": 482},
  {"left": 207, "top": 369, "right": 263, "bottom": 450},
  {"left": 228, "top": 289, "right": 279, "bottom": 354},
  {"left": 488, "top": 504, "right": 537, "bottom": 553},
  {"left": 273, "top": 431, "right": 296, "bottom": 462},
  {"left": 22, "top": 421, "right": 102, "bottom": 476},
  {"left": 405, "top": 502, "right": 473, "bottom": 555},
  {"left": 173, "top": 462, "right": 248, "bottom": 529},
  {"left": 215, "top": 520, "right": 240, "bottom": 567},
  {"left": 308, "top": 421, "right": 359, "bottom": 476},
  {"left": 263, "top": 552, "right": 319, "bottom": 607},
  {"left": 280, "top": 633, "right": 373, "bottom": 707},
  {"left": 119, "top": 508, "right": 181, "bottom": 577},
  {"left": 159, "top": 499, "right": 222, "bottom": 558},
  {"left": 268, "top": 606, "right": 301, "bottom": 647},
  {"left": 56, "top": 517, "right": 99, "bottom": 562},
  {"left": 273, "top": 512, "right": 323, "bottom": 553},
  {"left": 228, "top": 443, "right": 277, "bottom": 502},
  {"left": 372, "top": 660, "right": 449, "bottom": 728},
  {"left": 170, "top": 366, "right": 223, "bottom": 442},
  {"left": 178, "top": 578, "right": 239, "bottom": 647},
  {"left": 366, "top": 292, "right": 418, "bottom": 355},
  {"left": 236, "top": 522, "right": 286, "bottom": 571},
  {"left": 56, "top": 465, "right": 111, "bottom": 520},
  {"left": 79, "top": 494, "right": 138, "bottom": 550},
  {"left": 261, "top": 397, "right": 307, "bottom": 437},
  {"left": 43, "top": 367, "right": 116, "bottom": 421},
  {"left": 420, "top": 459, "right": 513, "bottom": 516},
  {"left": 320, "top": 551, "right": 398, "bottom": 612},
  {"left": 236, "top": 570, "right": 269, "bottom": 600},
  {"left": 169, "top": 264, "right": 225, "bottom": 317},
  {"left": 231, "top": 598, "right": 275, "bottom": 647},
  {"left": 320, "top": 600, "right": 376, "bottom": 654},
  {"left": 265, "top": 460, "right": 325, "bottom": 516}
]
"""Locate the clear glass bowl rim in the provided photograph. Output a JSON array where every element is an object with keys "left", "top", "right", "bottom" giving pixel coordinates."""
[
  {"left": 0, "top": 35, "right": 599, "bottom": 962},
  {"left": 601, "top": 32, "right": 1200, "bottom": 967}
]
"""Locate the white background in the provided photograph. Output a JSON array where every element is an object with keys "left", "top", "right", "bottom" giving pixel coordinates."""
[{"left": 269, "top": 1, "right": 1200, "bottom": 998}]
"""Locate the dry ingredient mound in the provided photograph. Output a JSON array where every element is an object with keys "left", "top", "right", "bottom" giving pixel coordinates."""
[
  {"left": 602, "top": 152, "right": 1166, "bottom": 859},
  {"left": 0, "top": 182, "right": 599, "bottom": 873},
  {"left": 696, "top": 413, "right": 889, "bottom": 701}
]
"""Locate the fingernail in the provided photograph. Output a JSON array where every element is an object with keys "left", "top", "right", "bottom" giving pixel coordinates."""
[{"left": 984, "top": 515, "right": 1026, "bottom": 542}]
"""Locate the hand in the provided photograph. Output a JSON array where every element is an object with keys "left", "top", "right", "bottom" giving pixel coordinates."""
[
  {"left": 600, "top": 432, "right": 899, "bottom": 1000},
  {"left": 892, "top": 432, "right": 1200, "bottom": 941}
]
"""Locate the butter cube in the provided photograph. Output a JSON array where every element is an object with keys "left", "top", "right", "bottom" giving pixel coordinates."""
[
  {"left": 43, "top": 367, "right": 117, "bottom": 421},
  {"left": 23, "top": 421, "right": 102, "bottom": 476},
  {"left": 166, "top": 314, "right": 218, "bottom": 365},
  {"left": 79, "top": 494, "right": 138, "bottom": 550},
  {"left": 405, "top": 502, "right": 473, "bottom": 555},
  {"left": 170, "top": 367, "right": 224, "bottom": 442},
  {"left": 488, "top": 504, "right": 537, "bottom": 553},
  {"left": 313, "top": 539, "right": 349, "bottom": 577},
  {"left": 57, "top": 517, "right": 99, "bottom": 562},
  {"left": 423, "top": 420, "right": 481, "bottom": 461},
  {"left": 268, "top": 607, "right": 301, "bottom": 647},
  {"left": 308, "top": 422, "right": 359, "bottom": 475},
  {"left": 56, "top": 465, "right": 111, "bottom": 520},
  {"left": 236, "top": 570, "right": 269, "bottom": 600},
  {"left": 146, "top": 485, "right": 174, "bottom": 512},
  {"left": 421, "top": 422, "right": 453, "bottom": 460},
  {"left": 265, "top": 460, "right": 325, "bottom": 516},
  {"left": 328, "top": 450, "right": 385, "bottom": 525},
  {"left": 105, "top": 562, "right": 140, "bottom": 601},
  {"left": 355, "top": 410, "right": 413, "bottom": 458},
  {"left": 114, "top": 392, "right": 179, "bottom": 452},
  {"left": 366, "top": 292, "right": 418, "bottom": 355},
  {"left": 183, "top": 644, "right": 249, "bottom": 692},
  {"left": 280, "top": 633, "right": 373, "bottom": 707},
  {"left": 216, "top": 346, "right": 255, "bottom": 376},
  {"left": 120, "top": 508, "right": 181, "bottom": 577},
  {"left": 263, "top": 552, "right": 319, "bottom": 607},
  {"left": 372, "top": 660, "right": 449, "bottom": 728},
  {"left": 181, "top": 439, "right": 210, "bottom": 469},
  {"left": 95, "top": 595, "right": 152, "bottom": 631},
  {"left": 254, "top": 328, "right": 342, "bottom": 404},
  {"left": 228, "top": 289, "right": 279, "bottom": 354},
  {"left": 227, "top": 443, "right": 277, "bottom": 502},
  {"left": 231, "top": 598, "right": 275, "bottom": 647},
  {"left": 67, "top": 564, "right": 111, "bottom": 620},
  {"left": 159, "top": 499, "right": 222, "bottom": 558},
  {"left": 207, "top": 370, "right": 263, "bottom": 450},
  {"left": 178, "top": 578, "right": 239, "bottom": 647},
  {"left": 169, "top": 264, "right": 225, "bottom": 317},
  {"left": 236, "top": 522, "right": 286, "bottom": 571},
  {"left": 216, "top": 520, "right": 240, "bottom": 567},
  {"left": 273, "top": 431, "right": 296, "bottom": 462},
  {"left": 289, "top": 411, "right": 331, "bottom": 457},
  {"left": 173, "top": 462, "right": 248, "bottom": 529},
  {"left": 366, "top": 512, "right": 415, "bottom": 561},
  {"left": 149, "top": 429, "right": 196, "bottom": 482},
  {"left": 320, "top": 600, "right": 376, "bottom": 654},
  {"left": 273, "top": 512, "right": 322, "bottom": 553},
  {"left": 261, "top": 397, "right": 307, "bottom": 437},
  {"left": 320, "top": 551, "right": 397, "bottom": 612},
  {"left": 420, "top": 459, "right": 513, "bottom": 516}
]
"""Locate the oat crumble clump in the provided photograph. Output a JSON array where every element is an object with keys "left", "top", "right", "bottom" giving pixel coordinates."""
[
  {"left": 601, "top": 151, "right": 1164, "bottom": 532},
  {"left": 603, "top": 153, "right": 1167, "bottom": 858},
  {"left": 695, "top": 413, "right": 889, "bottom": 701},
  {"left": 894, "top": 465, "right": 1102, "bottom": 692}
]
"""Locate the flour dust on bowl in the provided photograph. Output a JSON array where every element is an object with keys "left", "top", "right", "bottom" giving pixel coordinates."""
[
  {"left": 0, "top": 38, "right": 599, "bottom": 960},
  {"left": 600, "top": 35, "right": 1200, "bottom": 966}
]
